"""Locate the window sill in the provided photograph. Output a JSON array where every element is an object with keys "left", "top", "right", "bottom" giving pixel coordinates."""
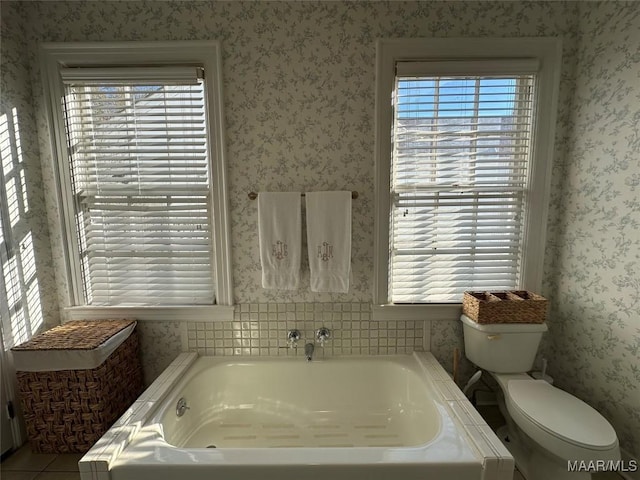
[
  {"left": 372, "top": 303, "right": 462, "bottom": 321},
  {"left": 64, "top": 305, "right": 235, "bottom": 322}
]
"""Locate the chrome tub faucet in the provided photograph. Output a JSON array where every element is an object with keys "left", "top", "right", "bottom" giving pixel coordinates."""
[
  {"left": 305, "top": 327, "right": 331, "bottom": 361},
  {"left": 304, "top": 343, "right": 315, "bottom": 362},
  {"left": 286, "top": 327, "right": 330, "bottom": 361}
]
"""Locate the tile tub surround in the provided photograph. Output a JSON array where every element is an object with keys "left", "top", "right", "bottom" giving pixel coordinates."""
[
  {"left": 76, "top": 353, "right": 198, "bottom": 480},
  {"left": 185, "top": 303, "right": 424, "bottom": 357},
  {"left": 0, "top": 443, "right": 626, "bottom": 480},
  {"left": 136, "top": 302, "right": 472, "bottom": 391}
]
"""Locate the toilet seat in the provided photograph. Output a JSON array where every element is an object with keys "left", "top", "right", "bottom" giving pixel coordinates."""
[
  {"left": 507, "top": 379, "right": 617, "bottom": 450},
  {"left": 494, "top": 375, "right": 620, "bottom": 462}
]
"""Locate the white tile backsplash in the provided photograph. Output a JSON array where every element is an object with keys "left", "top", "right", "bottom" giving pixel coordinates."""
[{"left": 184, "top": 303, "right": 424, "bottom": 357}]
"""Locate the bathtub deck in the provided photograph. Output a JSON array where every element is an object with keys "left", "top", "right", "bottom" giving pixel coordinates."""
[{"left": 84, "top": 353, "right": 512, "bottom": 480}]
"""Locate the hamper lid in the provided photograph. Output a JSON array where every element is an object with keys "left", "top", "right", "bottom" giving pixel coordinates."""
[
  {"left": 11, "top": 319, "right": 135, "bottom": 351},
  {"left": 11, "top": 320, "right": 136, "bottom": 372}
]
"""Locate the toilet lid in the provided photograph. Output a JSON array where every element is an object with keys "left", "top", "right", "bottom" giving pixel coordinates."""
[{"left": 507, "top": 380, "right": 617, "bottom": 450}]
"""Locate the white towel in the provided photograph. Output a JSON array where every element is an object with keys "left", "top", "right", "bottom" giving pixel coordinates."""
[
  {"left": 306, "top": 191, "right": 352, "bottom": 293},
  {"left": 258, "top": 192, "right": 301, "bottom": 290}
]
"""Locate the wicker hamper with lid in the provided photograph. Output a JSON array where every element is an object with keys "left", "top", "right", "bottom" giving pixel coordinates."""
[{"left": 11, "top": 319, "right": 144, "bottom": 453}]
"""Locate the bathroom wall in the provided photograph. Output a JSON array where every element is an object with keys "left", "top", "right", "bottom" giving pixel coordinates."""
[
  {"left": 8, "top": 0, "right": 639, "bottom": 458},
  {"left": 0, "top": 1, "right": 59, "bottom": 349},
  {"left": 19, "top": 0, "right": 577, "bottom": 305},
  {"left": 541, "top": 1, "right": 640, "bottom": 459},
  {"left": 15, "top": 0, "right": 579, "bottom": 378}
]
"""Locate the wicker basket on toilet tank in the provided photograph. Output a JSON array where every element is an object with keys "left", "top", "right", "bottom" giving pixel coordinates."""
[
  {"left": 11, "top": 319, "right": 144, "bottom": 453},
  {"left": 462, "top": 290, "right": 548, "bottom": 324}
]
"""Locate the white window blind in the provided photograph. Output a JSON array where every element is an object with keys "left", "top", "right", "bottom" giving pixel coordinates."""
[
  {"left": 390, "top": 68, "right": 536, "bottom": 303},
  {"left": 61, "top": 67, "right": 215, "bottom": 306}
]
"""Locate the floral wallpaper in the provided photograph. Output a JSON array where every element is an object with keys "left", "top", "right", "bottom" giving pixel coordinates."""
[
  {"left": 541, "top": 1, "right": 640, "bottom": 459},
  {"left": 135, "top": 320, "right": 183, "bottom": 385},
  {"left": 0, "top": 3, "right": 59, "bottom": 347},
  {"left": 19, "top": 0, "right": 579, "bottom": 306},
  {"left": 1, "top": 0, "right": 637, "bottom": 461}
]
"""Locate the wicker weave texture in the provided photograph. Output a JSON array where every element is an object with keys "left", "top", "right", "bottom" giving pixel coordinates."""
[
  {"left": 462, "top": 290, "right": 548, "bottom": 324},
  {"left": 12, "top": 319, "right": 135, "bottom": 351},
  {"left": 16, "top": 330, "right": 144, "bottom": 453}
]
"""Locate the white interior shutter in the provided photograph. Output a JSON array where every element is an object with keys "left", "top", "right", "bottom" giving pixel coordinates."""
[
  {"left": 390, "top": 69, "right": 536, "bottom": 303},
  {"left": 61, "top": 67, "right": 215, "bottom": 306}
]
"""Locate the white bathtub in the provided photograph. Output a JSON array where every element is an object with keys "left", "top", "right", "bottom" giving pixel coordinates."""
[{"left": 79, "top": 352, "right": 513, "bottom": 480}]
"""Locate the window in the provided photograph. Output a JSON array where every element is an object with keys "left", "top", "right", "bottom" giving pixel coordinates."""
[
  {"left": 374, "top": 39, "right": 561, "bottom": 317},
  {"left": 62, "top": 69, "right": 213, "bottom": 306},
  {"left": 41, "top": 42, "right": 233, "bottom": 319},
  {"left": 392, "top": 67, "right": 535, "bottom": 303}
]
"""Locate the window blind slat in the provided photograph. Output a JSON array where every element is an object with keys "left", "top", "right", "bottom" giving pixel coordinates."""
[
  {"left": 63, "top": 77, "right": 215, "bottom": 306},
  {"left": 390, "top": 72, "right": 535, "bottom": 303}
]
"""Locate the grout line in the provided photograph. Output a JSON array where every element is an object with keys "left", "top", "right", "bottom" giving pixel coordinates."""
[
  {"left": 0, "top": 445, "right": 59, "bottom": 473},
  {"left": 43, "top": 454, "right": 84, "bottom": 473}
]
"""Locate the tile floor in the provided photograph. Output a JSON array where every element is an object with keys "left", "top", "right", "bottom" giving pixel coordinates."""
[{"left": 0, "top": 446, "right": 82, "bottom": 480}]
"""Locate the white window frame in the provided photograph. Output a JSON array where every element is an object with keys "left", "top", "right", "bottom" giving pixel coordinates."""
[
  {"left": 373, "top": 38, "right": 561, "bottom": 321},
  {"left": 40, "top": 41, "right": 234, "bottom": 321}
]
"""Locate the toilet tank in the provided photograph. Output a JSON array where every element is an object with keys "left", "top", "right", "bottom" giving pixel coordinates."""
[{"left": 460, "top": 315, "right": 548, "bottom": 373}]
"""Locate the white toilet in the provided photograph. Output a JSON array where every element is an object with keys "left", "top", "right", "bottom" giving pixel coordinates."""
[{"left": 460, "top": 314, "right": 620, "bottom": 480}]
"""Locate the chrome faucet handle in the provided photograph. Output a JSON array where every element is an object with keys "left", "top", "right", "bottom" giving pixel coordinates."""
[
  {"left": 287, "top": 329, "right": 301, "bottom": 348},
  {"left": 316, "top": 327, "right": 330, "bottom": 345}
]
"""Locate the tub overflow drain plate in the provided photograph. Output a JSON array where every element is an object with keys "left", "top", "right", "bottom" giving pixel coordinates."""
[{"left": 175, "top": 397, "right": 189, "bottom": 417}]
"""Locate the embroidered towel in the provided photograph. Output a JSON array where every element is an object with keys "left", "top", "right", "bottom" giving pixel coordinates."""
[
  {"left": 258, "top": 192, "right": 301, "bottom": 290},
  {"left": 306, "top": 191, "right": 352, "bottom": 293}
]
